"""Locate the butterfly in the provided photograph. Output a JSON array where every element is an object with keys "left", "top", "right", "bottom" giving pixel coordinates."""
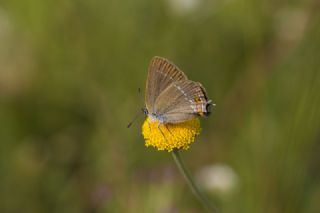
[{"left": 144, "top": 56, "right": 213, "bottom": 124}]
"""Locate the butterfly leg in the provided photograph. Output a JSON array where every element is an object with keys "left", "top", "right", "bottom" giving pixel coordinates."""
[
  {"left": 148, "top": 120, "right": 151, "bottom": 132},
  {"left": 164, "top": 125, "right": 173, "bottom": 136},
  {"left": 157, "top": 123, "right": 168, "bottom": 142}
]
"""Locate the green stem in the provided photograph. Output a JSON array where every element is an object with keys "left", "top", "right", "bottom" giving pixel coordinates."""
[{"left": 172, "top": 149, "right": 218, "bottom": 213}]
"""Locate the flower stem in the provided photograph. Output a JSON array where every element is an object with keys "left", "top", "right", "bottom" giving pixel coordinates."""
[{"left": 172, "top": 149, "right": 218, "bottom": 213}]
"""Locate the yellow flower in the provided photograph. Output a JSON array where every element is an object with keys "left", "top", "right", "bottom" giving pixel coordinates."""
[{"left": 142, "top": 117, "right": 201, "bottom": 152}]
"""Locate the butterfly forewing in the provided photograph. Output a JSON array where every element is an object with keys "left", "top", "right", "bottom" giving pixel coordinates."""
[
  {"left": 145, "top": 56, "right": 187, "bottom": 113},
  {"left": 153, "top": 80, "right": 211, "bottom": 123}
]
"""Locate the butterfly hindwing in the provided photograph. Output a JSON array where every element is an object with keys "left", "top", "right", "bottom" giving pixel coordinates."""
[{"left": 153, "top": 80, "right": 211, "bottom": 123}]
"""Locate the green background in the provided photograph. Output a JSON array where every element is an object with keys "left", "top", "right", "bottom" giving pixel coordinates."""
[{"left": 0, "top": 0, "right": 320, "bottom": 212}]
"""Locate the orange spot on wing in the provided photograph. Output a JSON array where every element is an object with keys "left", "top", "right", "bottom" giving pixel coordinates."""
[{"left": 193, "top": 96, "right": 205, "bottom": 115}]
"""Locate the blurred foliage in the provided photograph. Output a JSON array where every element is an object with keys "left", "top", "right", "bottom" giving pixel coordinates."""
[{"left": 0, "top": 0, "right": 320, "bottom": 212}]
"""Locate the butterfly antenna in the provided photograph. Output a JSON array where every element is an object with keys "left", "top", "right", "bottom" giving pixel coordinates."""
[
  {"left": 127, "top": 88, "right": 146, "bottom": 128},
  {"left": 138, "top": 87, "right": 145, "bottom": 103},
  {"left": 127, "top": 111, "right": 142, "bottom": 128}
]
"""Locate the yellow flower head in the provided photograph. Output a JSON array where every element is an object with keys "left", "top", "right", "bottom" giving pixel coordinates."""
[{"left": 142, "top": 117, "right": 201, "bottom": 152}]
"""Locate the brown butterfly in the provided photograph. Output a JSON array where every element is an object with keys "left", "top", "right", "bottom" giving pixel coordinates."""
[{"left": 145, "top": 56, "right": 214, "bottom": 124}]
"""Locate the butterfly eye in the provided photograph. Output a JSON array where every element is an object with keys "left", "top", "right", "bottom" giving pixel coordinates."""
[{"left": 142, "top": 108, "right": 148, "bottom": 115}]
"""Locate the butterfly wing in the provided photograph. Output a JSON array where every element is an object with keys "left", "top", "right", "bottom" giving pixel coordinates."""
[
  {"left": 153, "top": 80, "right": 211, "bottom": 123},
  {"left": 145, "top": 56, "right": 187, "bottom": 113}
]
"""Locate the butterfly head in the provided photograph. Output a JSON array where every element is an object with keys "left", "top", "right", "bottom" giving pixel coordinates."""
[{"left": 142, "top": 107, "right": 148, "bottom": 115}]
